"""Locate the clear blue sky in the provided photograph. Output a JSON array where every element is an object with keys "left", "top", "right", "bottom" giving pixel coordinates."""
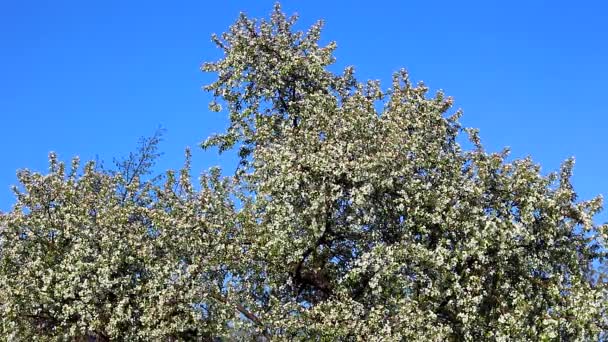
[{"left": 1, "top": 1, "right": 607, "bottom": 223}]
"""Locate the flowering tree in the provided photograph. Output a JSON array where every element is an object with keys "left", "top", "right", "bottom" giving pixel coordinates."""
[{"left": 1, "top": 4, "right": 607, "bottom": 340}]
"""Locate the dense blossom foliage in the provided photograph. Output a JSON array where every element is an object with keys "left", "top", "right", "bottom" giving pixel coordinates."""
[{"left": 1, "top": 4, "right": 607, "bottom": 340}]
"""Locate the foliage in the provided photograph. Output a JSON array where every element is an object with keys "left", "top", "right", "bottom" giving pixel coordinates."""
[{"left": 1, "top": 4, "right": 607, "bottom": 340}]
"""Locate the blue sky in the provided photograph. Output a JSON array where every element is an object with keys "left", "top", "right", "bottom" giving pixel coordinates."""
[{"left": 1, "top": 1, "right": 607, "bottom": 223}]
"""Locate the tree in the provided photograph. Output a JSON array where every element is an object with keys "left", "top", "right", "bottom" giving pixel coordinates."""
[{"left": 1, "top": 4, "right": 607, "bottom": 340}]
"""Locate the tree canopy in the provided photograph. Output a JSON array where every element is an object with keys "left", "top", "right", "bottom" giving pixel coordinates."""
[{"left": 1, "top": 4, "right": 607, "bottom": 341}]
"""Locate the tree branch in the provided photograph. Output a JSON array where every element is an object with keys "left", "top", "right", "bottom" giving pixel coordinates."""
[{"left": 209, "top": 293, "right": 269, "bottom": 338}]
